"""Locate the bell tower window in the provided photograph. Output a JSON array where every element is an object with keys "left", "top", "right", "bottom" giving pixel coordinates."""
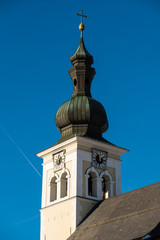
[
  {"left": 88, "top": 172, "right": 97, "bottom": 197},
  {"left": 102, "top": 175, "right": 110, "bottom": 199},
  {"left": 100, "top": 171, "right": 114, "bottom": 199},
  {"left": 61, "top": 172, "right": 68, "bottom": 198},
  {"left": 88, "top": 173, "right": 92, "bottom": 196},
  {"left": 50, "top": 176, "right": 57, "bottom": 202},
  {"left": 85, "top": 167, "right": 100, "bottom": 199}
]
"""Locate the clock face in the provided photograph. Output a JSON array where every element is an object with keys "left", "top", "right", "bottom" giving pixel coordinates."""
[
  {"left": 53, "top": 151, "right": 65, "bottom": 170},
  {"left": 56, "top": 155, "right": 62, "bottom": 165},
  {"left": 92, "top": 149, "right": 107, "bottom": 169}
]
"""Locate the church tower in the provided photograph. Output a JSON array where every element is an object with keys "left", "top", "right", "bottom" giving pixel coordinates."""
[{"left": 37, "top": 11, "right": 128, "bottom": 240}]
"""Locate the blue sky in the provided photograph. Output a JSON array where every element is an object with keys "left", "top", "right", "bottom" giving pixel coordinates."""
[{"left": 0, "top": 0, "right": 160, "bottom": 239}]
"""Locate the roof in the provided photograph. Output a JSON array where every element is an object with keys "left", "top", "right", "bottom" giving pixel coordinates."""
[{"left": 68, "top": 182, "right": 160, "bottom": 240}]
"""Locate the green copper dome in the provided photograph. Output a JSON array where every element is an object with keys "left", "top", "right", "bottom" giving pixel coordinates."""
[
  {"left": 55, "top": 96, "right": 108, "bottom": 139},
  {"left": 55, "top": 31, "right": 109, "bottom": 142}
]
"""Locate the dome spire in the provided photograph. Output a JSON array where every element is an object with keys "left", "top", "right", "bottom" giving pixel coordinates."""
[
  {"left": 55, "top": 12, "right": 109, "bottom": 143},
  {"left": 77, "top": 10, "right": 87, "bottom": 39},
  {"left": 70, "top": 10, "right": 93, "bottom": 68}
]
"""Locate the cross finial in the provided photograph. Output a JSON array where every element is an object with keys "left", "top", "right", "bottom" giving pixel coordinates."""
[{"left": 77, "top": 10, "right": 87, "bottom": 38}]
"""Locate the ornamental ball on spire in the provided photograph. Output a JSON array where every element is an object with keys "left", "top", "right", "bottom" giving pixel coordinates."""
[{"left": 79, "top": 22, "right": 85, "bottom": 31}]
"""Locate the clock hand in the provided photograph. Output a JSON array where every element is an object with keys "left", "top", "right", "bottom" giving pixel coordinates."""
[{"left": 98, "top": 153, "right": 102, "bottom": 162}]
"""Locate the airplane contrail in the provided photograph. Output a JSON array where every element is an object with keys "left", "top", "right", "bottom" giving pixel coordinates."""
[
  {"left": 11, "top": 213, "right": 40, "bottom": 226},
  {"left": 0, "top": 123, "right": 41, "bottom": 177}
]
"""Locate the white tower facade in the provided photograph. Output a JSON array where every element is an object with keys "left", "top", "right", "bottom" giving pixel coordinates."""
[{"left": 37, "top": 137, "right": 127, "bottom": 240}]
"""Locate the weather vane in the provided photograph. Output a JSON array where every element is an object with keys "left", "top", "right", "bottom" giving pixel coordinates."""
[{"left": 77, "top": 10, "right": 87, "bottom": 38}]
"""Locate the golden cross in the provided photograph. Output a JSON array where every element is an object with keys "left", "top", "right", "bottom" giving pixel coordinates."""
[
  {"left": 77, "top": 10, "right": 87, "bottom": 38},
  {"left": 77, "top": 10, "right": 87, "bottom": 24}
]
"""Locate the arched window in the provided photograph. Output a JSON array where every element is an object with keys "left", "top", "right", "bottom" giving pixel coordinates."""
[
  {"left": 85, "top": 167, "right": 99, "bottom": 199},
  {"left": 50, "top": 176, "right": 57, "bottom": 202},
  {"left": 88, "top": 172, "right": 97, "bottom": 197},
  {"left": 61, "top": 172, "right": 68, "bottom": 198},
  {"left": 100, "top": 171, "right": 114, "bottom": 199},
  {"left": 102, "top": 175, "right": 110, "bottom": 199},
  {"left": 88, "top": 173, "right": 92, "bottom": 196}
]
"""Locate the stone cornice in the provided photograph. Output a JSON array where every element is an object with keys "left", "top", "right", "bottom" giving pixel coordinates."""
[{"left": 36, "top": 136, "right": 128, "bottom": 159}]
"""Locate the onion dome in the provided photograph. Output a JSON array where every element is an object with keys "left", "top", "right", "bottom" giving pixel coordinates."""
[
  {"left": 55, "top": 12, "right": 109, "bottom": 142},
  {"left": 55, "top": 96, "right": 108, "bottom": 139}
]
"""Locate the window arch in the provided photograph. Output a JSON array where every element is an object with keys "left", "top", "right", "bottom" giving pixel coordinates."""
[
  {"left": 59, "top": 168, "right": 70, "bottom": 199},
  {"left": 100, "top": 170, "right": 114, "bottom": 198},
  {"left": 102, "top": 175, "right": 110, "bottom": 199},
  {"left": 88, "top": 172, "right": 97, "bottom": 197},
  {"left": 85, "top": 167, "right": 99, "bottom": 199},
  {"left": 50, "top": 176, "right": 58, "bottom": 202},
  {"left": 61, "top": 172, "right": 68, "bottom": 198}
]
